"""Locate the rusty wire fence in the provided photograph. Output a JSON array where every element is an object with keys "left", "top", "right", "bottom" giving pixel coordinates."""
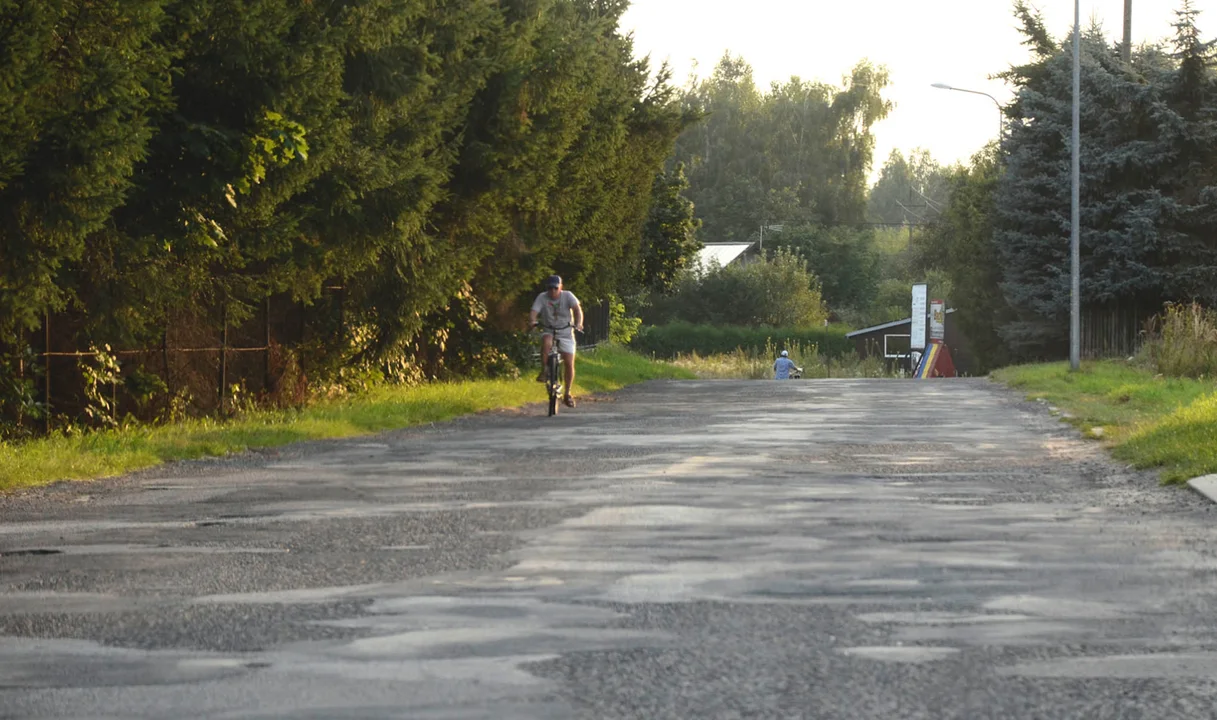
[
  {"left": 3, "top": 293, "right": 341, "bottom": 435},
  {"left": 4, "top": 295, "right": 613, "bottom": 436}
]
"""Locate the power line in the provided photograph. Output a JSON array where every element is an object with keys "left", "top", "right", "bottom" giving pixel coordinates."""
[
  {"left": 894, "top": 200, "right": 931, "bottom": 224},
  {"left": 911, "top": 186, "right": 946, "bottom": 213}
]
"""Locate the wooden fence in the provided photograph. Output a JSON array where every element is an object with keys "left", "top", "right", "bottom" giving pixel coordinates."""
[{"left": 1081, "top": 304, "right": 1150, "bottom": 359}]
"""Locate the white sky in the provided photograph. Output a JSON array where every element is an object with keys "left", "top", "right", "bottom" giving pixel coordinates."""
[{"left": 621, "top": 1, "right": 1217, "bottom": 180}]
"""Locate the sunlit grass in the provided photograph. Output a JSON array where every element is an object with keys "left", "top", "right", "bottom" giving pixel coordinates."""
[
  {"left": 0, "top": 346, "right": 693, "bottom": 492},
  {"left": 669, "top": 338, "right": 895, "bottom": 380},
  {"left": 993, "top": 360, "right": 1217, "bottom": 484}
]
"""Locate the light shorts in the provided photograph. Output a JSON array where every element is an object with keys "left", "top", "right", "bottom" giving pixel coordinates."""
[{"left": 544, "top": 331, "right": 577, "bottom": 355}]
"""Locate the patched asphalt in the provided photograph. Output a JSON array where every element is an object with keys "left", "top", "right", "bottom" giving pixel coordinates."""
[{"left": 2, "top": 379, "right": 1217, "bottom": 719}]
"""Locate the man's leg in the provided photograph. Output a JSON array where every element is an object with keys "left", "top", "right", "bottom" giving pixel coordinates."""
[
  {"left": 537, "top": 334, "right": 554, "bottom": 382},
  {"left": 562, "top": 352, "right": 575, "bottom": 404}
]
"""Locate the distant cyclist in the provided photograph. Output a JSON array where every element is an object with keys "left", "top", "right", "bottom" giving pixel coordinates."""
[
  {"left": 773, "top": 350, "right": 798, "bottom": 380},
  {"left": 529, "top": 275, "right": 583, "bottom": 408}
]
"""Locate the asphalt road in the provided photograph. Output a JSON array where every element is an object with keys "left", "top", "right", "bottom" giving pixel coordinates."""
[{"left": 3, "top": 379, "right": 1217, "bottom": 719}]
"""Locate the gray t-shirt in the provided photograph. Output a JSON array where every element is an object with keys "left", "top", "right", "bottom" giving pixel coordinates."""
[{"left": 532, "top": 290, "right": 580, "bottom": 335}]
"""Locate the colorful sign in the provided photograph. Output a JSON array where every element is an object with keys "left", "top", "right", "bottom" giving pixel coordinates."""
[
  {"left": 914, "top": 342, "right": 940, "bottom": 378},
  {"left": 914, "top": 341, "right": 958, "bottom": 379},
  {"left": 910, "top": 284, "right": 928, "bottom": 350},
  {"left": 930, "top": 299, "right": 946, "bottom": 342}
]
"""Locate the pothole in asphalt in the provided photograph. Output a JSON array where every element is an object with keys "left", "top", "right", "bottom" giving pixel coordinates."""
[
  {"left": 873, "top": 535, "right": 970, "bottom": 544},
  {"left": 837, "top": 646, "right": 960, "bottom": 663}
]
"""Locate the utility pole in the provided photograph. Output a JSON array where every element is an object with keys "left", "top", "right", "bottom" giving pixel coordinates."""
[
  {"left": 1122, "top": 0, "right": 1133, "bottom": 63},
  {"left": 1071, "top": 0, "right": 1082, "bottom": 371}
]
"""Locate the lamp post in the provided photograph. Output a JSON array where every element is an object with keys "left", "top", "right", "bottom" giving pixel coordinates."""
[
  {"left": 1070, "top": 0, "right": 1081, "bottom": 370},
  {"left": 930, "top": 83, "right": 1004, "bottom": 138}
]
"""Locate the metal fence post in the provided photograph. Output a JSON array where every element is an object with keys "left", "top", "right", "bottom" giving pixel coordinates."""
[
  {"left": 219, "top": 306, "right": 228, "bottom": 416},
  {"left": 44, "top": 312, "right": 51, "bottom": 434},
  {"left": 264, "top": 296, "right": 272, "bottom": 395},
  {"left": 162, "top": 327, "right": 171, "bottom": 394}
]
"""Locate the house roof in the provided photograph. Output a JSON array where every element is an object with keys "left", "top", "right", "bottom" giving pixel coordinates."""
[
  {"left": 845, "top": 308, "right": 956, "bottom": 339},
  {"left": 694, "top": 242, "right": 755, "bottom": 270}
]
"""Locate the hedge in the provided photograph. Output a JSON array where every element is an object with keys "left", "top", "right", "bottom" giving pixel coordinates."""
[{"left": 630, "top": 322, "right": 854, "bottom": 359}]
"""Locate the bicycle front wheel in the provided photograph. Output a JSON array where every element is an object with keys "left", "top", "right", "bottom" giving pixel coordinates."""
[{"left": 547, "top": 354, "right": 561, "bottom": 417}]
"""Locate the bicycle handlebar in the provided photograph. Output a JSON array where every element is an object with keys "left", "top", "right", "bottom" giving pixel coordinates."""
[{"left": 532, "top": 323, "right": 582, "bottom": 333}]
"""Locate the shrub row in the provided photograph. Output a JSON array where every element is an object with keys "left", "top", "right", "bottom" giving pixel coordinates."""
[{"left": 630, "top": 322, "right": 854, "bottom": 360}]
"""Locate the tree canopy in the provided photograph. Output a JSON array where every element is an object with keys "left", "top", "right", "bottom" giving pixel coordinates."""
[
  {"left": 671, "top": 54, "right": 892, "bottom": 243},
  {"left": 0, "top": 0, "right": 693, "bottom": 379},
  {"left": 994, "top": 1, "right": 1217, "bottom": 356}
]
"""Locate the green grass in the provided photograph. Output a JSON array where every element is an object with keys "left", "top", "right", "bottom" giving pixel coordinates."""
[
  {"left": 0, "top": 346, "right": 693, "bottom": 492},
  {"left": 993, "top": 360, "right": 1217, "bottom": 483},
  {"left": 669, "top": 338, "right": 893, "bottom": 380}
]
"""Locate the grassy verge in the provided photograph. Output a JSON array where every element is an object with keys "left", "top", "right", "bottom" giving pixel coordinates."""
[
  {"left": 669, "top": 338, "right": 895, "bottom": 380},
  {"left": 0, "top": 346, "right": 693, "bottom": 492},
  {"left": 992, "top": 360, "right": 1217, "bottom": 483}
]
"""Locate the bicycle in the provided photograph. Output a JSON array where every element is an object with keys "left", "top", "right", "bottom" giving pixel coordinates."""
[{"left": 534, "top": 324, "right": 578, "bottom": 416}]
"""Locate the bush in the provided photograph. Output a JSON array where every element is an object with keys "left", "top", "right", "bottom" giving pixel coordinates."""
[
  {"left": 0, "top": 344, "right": 43, "bottom": 440},
  {"left": 644, "top": 250, "right": 829, "bottom": 328},
  {"left": 1140, "top": 303, "right": 1217, "bottom": 378},
  {"left": 630, "top": 322, "right": 854, "bottom": 359},
  {"left": 609, "top": 295, "right": 642, "bottom": 345},
  {"left": 769, "top": 224, "right": 879, "bottom": 311}
]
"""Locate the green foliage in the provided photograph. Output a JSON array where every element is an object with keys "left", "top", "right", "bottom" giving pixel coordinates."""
[
  {"left": 0, "top": 0, "right": 690, "bottom": 430},
  {"left": 0, "top": 344, "right": 43, "bottom": 439},
  {"left": 996, "top": 5, "right": 1217, "bottom": 358},
  {"left": 631, "top": 321, "right": 853, "bottom": 359},
  {"left": 124, "top": 369, "right": 168, "bottom": 413},
  {"left": 913, "top": 146, "right": 1008, "bottom": 372},
  {"left": 673, "top": 55, "right": 891, "bottom": 243},
  {"left": 768, "top": 225, "right": 879, "bottom": 311},
  {"left": 0, "top": 0, "right": 173, "bottom": 338},
  {"left": 78, "top": 345, "right": 122, "bottom": 429},
  {"left": 645, "top": 250, "right": 828, "bottom": 328},
  {"left": 638, "top": 163, "right": 701, "bottom": 294},
  {"left": 867, "top": 149, "right": 950, "bottom": 225},
  {"left": 608, "top": 295, "right": 642, "bottom": 345},
  {"left": 1140, "top": 303, "right": 1217, "bottom": 379}
]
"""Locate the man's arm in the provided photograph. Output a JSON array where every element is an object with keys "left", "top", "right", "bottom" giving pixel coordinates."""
[
  {"left": 571, "top": 297, "right": 583, "bottom": 332},
  {"left": 529, "top": 294, "right": 542, "bottom": 327}
]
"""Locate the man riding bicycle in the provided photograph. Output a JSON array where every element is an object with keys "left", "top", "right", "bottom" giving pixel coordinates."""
[{"left": 530, "top": 275, "right": 583, "bottom": 408}]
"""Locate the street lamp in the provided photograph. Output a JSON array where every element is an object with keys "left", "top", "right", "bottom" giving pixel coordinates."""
[
  {"left": 1070, "top": 0, "right": 1081, "bottom": 370},
  {"left": 930, "top": 83, "right": 1004, "bottom": 138}
]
